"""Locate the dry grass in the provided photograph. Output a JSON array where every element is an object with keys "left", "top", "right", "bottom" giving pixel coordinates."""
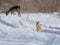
[{"left": 0, "top": 0, "right": 60, "bottom": 13}]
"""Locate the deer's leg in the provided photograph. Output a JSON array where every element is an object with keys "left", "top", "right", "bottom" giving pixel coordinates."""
[
  {"left": 6, "top": 13, "right": 8, "bottom": 16},
  {"left": 18, "top": 10, "right": 21, "bottom": 17},
  {"left": 17, "top": 8, "right": 21, "bottom": 16},
  {"left": 11, "top": 10, "right": 14, "bottom": 15},
  {"left": 6, "top": 11, "right": 8, "bottom": 16}
]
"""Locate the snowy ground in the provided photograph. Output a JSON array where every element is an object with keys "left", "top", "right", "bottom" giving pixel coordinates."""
[{"left": 0, "top": 12, "right": 60, "bottom": 45}]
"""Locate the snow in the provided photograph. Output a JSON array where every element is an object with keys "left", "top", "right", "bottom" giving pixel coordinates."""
[{"left": 0, "top": 12, "right": 60, "bottom": 45}]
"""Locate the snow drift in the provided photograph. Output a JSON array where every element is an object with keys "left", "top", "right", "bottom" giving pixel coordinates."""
[{"left": 0, "top": 13, "right": 60, "bottom": 45}]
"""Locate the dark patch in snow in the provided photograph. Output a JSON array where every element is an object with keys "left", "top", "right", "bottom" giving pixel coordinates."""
[
  {"left": 0, "top": 29, "right": 7, "bottom": 39},
  {"left": 45, "top": 36, "right": 56, "bottom": 45},
  {"left": 49, "top": 26, "right": 60, "bottom": 30},
  {"left": 0, "top": 18, "right": 18, "bottom": 28},
  {"left": 42, "top": 30, "right": 60, "bottom": 35}
]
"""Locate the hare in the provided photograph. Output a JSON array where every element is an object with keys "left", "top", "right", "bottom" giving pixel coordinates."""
[{"left": 36, "top": 22, "right": 42, "bottom": 32}]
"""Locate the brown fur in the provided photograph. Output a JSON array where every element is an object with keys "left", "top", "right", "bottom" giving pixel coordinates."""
[
  {"left": 36, "top": 22, "right": 42, "bottom": 32},
  {"left": 6, "top": 6, "right": 21, "bottom": 16}
]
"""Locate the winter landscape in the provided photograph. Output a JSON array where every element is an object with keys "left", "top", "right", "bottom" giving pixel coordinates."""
[{"left": 0, "top": 12, "right": 60, "bottom": 45}]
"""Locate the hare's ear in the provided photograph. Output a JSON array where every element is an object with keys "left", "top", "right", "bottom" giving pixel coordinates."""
[{"left": 36, "top": 21, "right": 39, "bottom": 24}]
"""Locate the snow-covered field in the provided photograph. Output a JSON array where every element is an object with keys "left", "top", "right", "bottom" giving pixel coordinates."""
[{"left": 0, "top": 12, "right": 60, "bottom": 45}]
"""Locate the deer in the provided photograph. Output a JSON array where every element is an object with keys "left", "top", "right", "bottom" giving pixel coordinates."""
[
  {"left": 36, "top": 21, "right": 42, "bottom": 32},
  {"left": 5, "top": 6, "right": 21, "bottom": 16}
]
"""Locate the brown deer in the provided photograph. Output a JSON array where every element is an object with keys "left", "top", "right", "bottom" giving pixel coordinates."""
[
  {"left": 6, "top": 6, "right": 21, "bottom": 16},
  {"left": 36, "top": 22, "right": 42, "bottom": 32}
]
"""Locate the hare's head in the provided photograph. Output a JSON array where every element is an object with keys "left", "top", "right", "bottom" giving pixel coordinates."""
[{"left": 36, "top": 21, "right": 39, "bottom": 25}]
